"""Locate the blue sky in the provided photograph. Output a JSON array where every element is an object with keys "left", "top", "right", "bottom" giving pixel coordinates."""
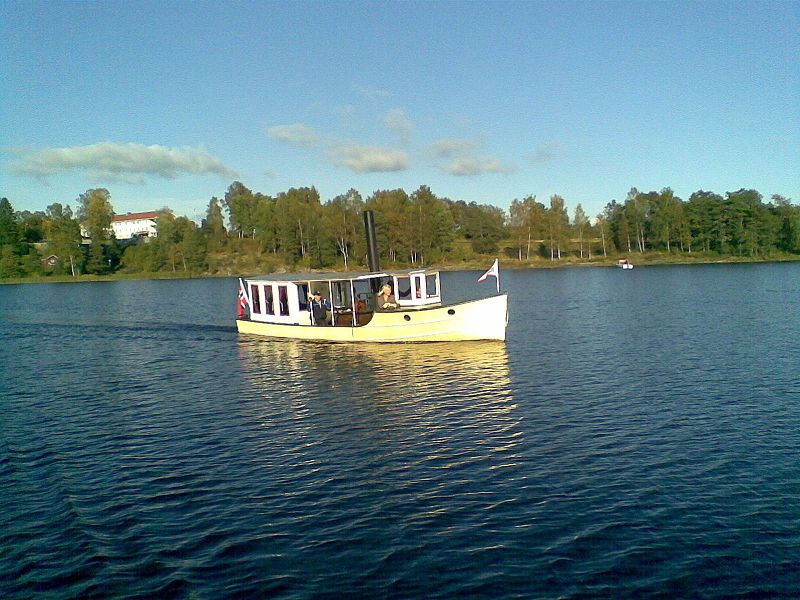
[{"left": 2, "top": 0, "right": 798, "bottom": 221}]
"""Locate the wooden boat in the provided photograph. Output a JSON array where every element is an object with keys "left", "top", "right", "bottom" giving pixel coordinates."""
[
  {"left": 236, "top": 211, "right": 507, "bottom": 343},
  {"left": 236, "top": 269, "right": 508, "bottom": 342}
]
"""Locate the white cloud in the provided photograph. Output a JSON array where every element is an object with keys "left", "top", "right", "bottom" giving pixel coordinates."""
[
  {"left": 10, "top": 142, "right": 237, "bottom": 182},
  {"left": 431, "top": 138, "right": 477, "bottom": 158},
  {"left": 383, "top": 109, "right": 413, "bottom": 145},
  {"left": 445, "top": 156, "right": 515, "bottom": 176},
  {"left": 267, "top": 123, "right": 320, "bottom": 147},
  {"left": 429, "top": 137, "right": 513, "bottom": 176},
  {"left": 329, "top": 144, "right": 409, "bottom": 173},
  {"left": 267, "top": 116, "right": 409, "bottom": 173}
]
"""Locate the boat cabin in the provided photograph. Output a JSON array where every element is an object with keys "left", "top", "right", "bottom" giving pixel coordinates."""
[{"left": 243, "top": 269, "right": 442, "bottom": 327}]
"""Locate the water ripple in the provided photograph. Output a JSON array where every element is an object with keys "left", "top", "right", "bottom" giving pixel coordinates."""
[{"left": 2, "top": 268, "right": 800, "bottom": 598}]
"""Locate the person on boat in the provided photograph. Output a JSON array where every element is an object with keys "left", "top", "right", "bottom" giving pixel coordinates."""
[
  {"left": 376, "top": 284, "right": 398, "bottom": 310},
  {"left": 310, "top": 291, "right": 331, "bottom": 325}
]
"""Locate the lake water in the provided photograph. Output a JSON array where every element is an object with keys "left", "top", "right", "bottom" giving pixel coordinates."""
[{"left": 1, "top": 263, "right": 799, "bottom": 598}]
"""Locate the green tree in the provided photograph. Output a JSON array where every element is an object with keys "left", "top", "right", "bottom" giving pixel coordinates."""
[
  {"left": 573, "top": 203, "right": 589, "bottom": 258},
  {"left": 408, "top": 186, "right": 455, "bottom": 264},
  {"left": 179, "top": 225, "right": 208, "bottom": 272},
  {"left": 202, "top": 196, "right": 228, "bottom": 252},
  {"left": 45, "top": 203, "right": 83, "bottom": 275},
  {"left": 16, "top": 210, "right": 46, "bottom": 243},
  {"left": 724, "top": 189, "right": 775, "bottom": 256},
  {"left": 0, "top": 198, "right": 19, "bottom": 247},
  {"left": 0, "top": 244, "right": 20, "bottom": 278},
  {"left": 252, "top": 193, "right": 279, "bottom": 255},
  {"left": 604, "top": 200, "right": 628, "bottom": 253},
  {"left": 85, "top": 243, "right": 106, "bottom": 274},
  {"left": 77, "top": 188, "right": 114, "bottom": 274},
  {"left": 686, "top": 191, "right": 724, "bottom": 253},
  {"left": 509, "top": 195, "right": 545, "bottom": 260},
  {"left": 595, "top": 212, "right": 611, "bottom": 257},
  {"left": 546, "top": 195, "right": 569, "bottom": 260},
  {"left": 274, "top": 187, "right": 326, "bottom": 264},
  {"left": 224, "top": 181, "right": 257, "bottom": 238},
  {"left": 155, "top": 209, "right": 184, "bottom": 271},
  {"left": 367, "top": 189, "right": 411, "bottom": 264},
  {"left": 623, "top": 188, "right": 649, "bottom": 252},
  {"left": 120, "top": 241, "right": 160, "bottom": 272},
  {"left": 771, "top": 195, "right": 800, "bottom": 253},
  {"left": 453, "top": 200, "right": 506, "bottom": 255},
  {"left": 649, "top": 188, "right": 683, "bottom": 252},
  {"left": 77, "top": 188, "right": 113, "bottom": 242},
  {"left": 325, "top": 189, "right": 364, "bottom": 269}
]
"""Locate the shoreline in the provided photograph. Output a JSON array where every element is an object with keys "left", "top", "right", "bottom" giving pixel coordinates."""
[{"left": 3, "top": 254, "right": 799, "bottom": 285}]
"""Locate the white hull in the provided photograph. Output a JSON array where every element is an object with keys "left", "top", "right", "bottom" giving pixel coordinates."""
[{"left": 237, "top": 293, "right": 508, "bottom": 343}]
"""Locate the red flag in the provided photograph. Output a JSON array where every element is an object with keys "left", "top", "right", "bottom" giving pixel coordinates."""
[
  {"left": 237, "top": 278, "right": 250, "bottom": 318},
  {"left": 478, "top": 258, "right": 500, "bottom": 293}
]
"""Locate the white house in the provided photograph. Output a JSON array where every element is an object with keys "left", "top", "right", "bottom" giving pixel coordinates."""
[{"left": 111, "top": 211, "right": 159, "bottom": 239}]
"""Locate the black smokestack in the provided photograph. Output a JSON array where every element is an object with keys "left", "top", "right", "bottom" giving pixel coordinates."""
[{"left": 363, "top": 210, "right": 380, "bottom": 273}]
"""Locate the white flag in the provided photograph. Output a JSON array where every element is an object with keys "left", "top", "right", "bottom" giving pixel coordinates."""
[{"left": 478, "top": 258, "right": 500, "bottom": 293}]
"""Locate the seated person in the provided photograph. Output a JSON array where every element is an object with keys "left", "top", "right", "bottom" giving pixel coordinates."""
[
  {"left": 375, "top": 284, "right": 398, "bottom": 310},
  {"left": 310, "top": 291, "right": 331, "bottom": 325}
]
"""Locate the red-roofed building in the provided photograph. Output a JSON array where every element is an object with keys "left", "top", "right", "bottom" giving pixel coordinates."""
[{"left": 112, "top": 211, "right": 159, "bottom": 239}]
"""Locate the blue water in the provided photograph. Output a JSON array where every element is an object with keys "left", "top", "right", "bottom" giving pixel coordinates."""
[{"left": 1, "top": 264, "right": 799, "bottom": 598}]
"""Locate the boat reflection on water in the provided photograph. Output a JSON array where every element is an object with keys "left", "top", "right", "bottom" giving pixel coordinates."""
[
  {"left": 235, "top": 339, "right": 529, "bottom": 578},
  {"left": 236, "top": 339, "right": 522, "bottom": 464},
  {"left": 237, "top": 339, "right": 513, "bottom": 406}
]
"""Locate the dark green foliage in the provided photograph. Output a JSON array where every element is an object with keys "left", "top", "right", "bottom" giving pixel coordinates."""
[
  {"left": 509, "top": 195, "right": 545, "bottom": 260},
  {"left": 2, "top": 183, "right": 799, "bottom": 280},
  {"left": 16, "top": 211, "right": 46, "bottom": 243},
  {"left": 85, "top": 242, "right": 108, "bottom": 275},
  {"left": 0, "top": 198, "right": 19, "bottom": 247},
  {"left": 0, "top": 245, "right": 21, "bottom": 278},
  {"left": 452, "top": 199, "right": 506, "bottom": 255}
]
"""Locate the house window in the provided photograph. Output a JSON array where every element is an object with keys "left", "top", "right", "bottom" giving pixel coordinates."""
[{"left": 250, "top": 284, "right": 261, "bottom": 313}]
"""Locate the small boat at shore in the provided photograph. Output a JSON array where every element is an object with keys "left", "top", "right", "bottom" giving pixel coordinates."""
[
  {"left": 235, "top": 212, "right": 508, "bottom": 343},
  {"left": 617, "top": 259, "right": 634, "bottom": 270}
]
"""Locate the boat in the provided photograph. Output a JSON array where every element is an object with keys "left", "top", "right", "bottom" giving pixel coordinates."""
[
  {"left": 235, "top": 212, "right": 508, "bottom": 343},
  {"left": 617, "top": 259, "right": 634, "bottom": 270}
]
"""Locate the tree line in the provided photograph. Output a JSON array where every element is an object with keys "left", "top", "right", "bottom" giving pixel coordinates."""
[{"left": 1, "top": 182, "right": 798, "bottom": 279}]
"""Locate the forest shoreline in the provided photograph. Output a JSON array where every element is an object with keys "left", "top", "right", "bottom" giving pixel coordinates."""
[{"left": 4, "top": 252, "right": 799, "bottom": 285}]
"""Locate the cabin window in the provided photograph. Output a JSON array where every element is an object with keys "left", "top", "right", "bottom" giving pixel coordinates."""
[
  {"left": 353, "top": 280, "right": 374, "bottom": 312},
  {"left": 265, "top": 286, "right": 274, "bottom": 315},
  {"left": 332, "top": 281, "right": 352, "bottom": 308},
  {"left": 396, "top": 276, "right": 412, "bottom": 299},
  {"left": 298, "top": 284, "right": 309, "bottom": 311},
  {"left": 413, "top": 275, "right": 424, "bottom": 299},
  {"left": 278, "top": 286, "right": 289, "bottom": 316},
  {"left": 426, "top": 274, "right": 438, "bottom": 297},
  {"left": 250, "top": 284, "right": 261, "bottom": 313}
]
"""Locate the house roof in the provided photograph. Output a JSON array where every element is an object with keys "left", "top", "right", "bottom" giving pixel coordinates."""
[{"left": 112, "top": 211, "right": 159, "bottom": 222}]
